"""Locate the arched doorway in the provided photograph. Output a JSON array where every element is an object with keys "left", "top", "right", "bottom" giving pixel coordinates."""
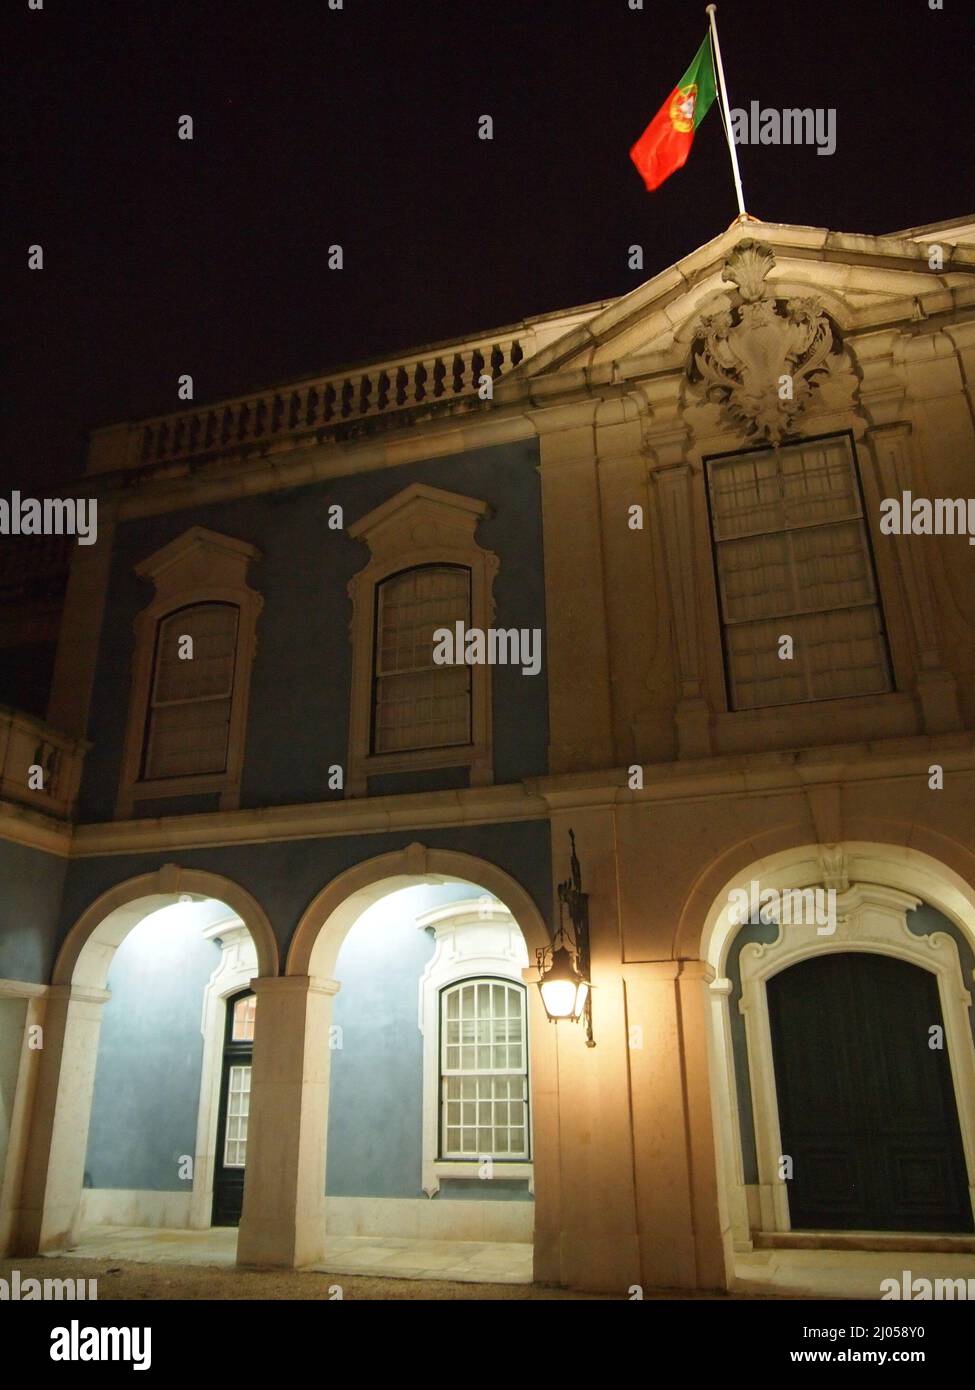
[
  {"left": 236, "top": 843, "right": 552, "bottom": 1272},
  {"left": 767, "top": 951, "right": 972, "bottom": 1232},
  {"left": 18, "top": 865, "right": 277, "bottom": 1255},
  {"left": 697, "top": 844, "right": 975, "bottom": 1260},
  {"left": 211, "top": 988, "right": 257, "bottom": 1226}
]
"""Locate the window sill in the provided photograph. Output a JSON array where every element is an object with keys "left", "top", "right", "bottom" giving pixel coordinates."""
[
  {"left": 712, "top": 689, "right": 917, "bottom": 758},
  {"left": 116, "top": 773, "right": 240, "bottom": 819},
  {"left": 434, "top": 1161, "right": 533, "bottom": 1181},
  {"left": 348, "top": 743, "right": 492, "bottom": 795}
]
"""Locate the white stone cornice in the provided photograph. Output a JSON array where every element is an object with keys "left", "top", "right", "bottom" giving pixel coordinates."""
[
  {"left": 69, "top": 783, "right": 550, "bottom": 856},
  {"left": 0, "top": 800, "right": 73, "bottom": 857},
  {"left": 7, "top": 732, "right": 975, "bottom": 862},
  {"left": 0, "top": 978, "right": 49, "bottom": 998}
]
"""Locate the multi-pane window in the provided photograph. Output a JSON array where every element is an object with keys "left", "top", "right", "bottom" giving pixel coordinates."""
[
  {"left": 706, "top": 436, "right": 892, "bottom": 711},
  {"left": 222, "top": 1064, "right": 251, "bottom": 1168},
  {"left": 143, "top": 602, "right": 239, "bottom": 779},
  {"left": 440, "top": 979, "right": 529, "bottom": 1160},
  {"left": 231, "top": 993, "right": 256, "bottom": 1042},
  {"left": 373, "top": 566, "right": 471, "bottom": 754}
]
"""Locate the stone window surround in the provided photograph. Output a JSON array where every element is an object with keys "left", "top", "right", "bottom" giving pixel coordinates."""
[
  {"left": 415, "top": 897, "right": 533, "bottom": 1197},
  {"left": 708, "top": 869, "right": 975, "bottom": 1246},
  {"left": 701, "top": 432, "right": 893, "bottom": 712},
  {"left": 115, "top": 527, "right": 263, "bottom": 820},
  {"left": 189, "top": 919, "right": 258, "bottom": 1229},
  {"left": 345, "top": 484, "right": 499, "bottom": 797}
]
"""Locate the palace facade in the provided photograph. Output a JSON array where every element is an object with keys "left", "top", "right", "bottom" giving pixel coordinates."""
[{"left": 1, "top": 213, "right": 973, "bottom": 1293}]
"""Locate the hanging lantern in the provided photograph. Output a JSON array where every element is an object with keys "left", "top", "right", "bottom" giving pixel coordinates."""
[{"left": 535, "top": 829, "right": 595, "bottom": 1046}]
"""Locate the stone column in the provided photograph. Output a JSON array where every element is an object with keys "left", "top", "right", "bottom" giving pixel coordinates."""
[
  {"left": 651, "top": 462, "right": 713, "bottom": 758},
  {"left": 854, "top": 329, "right": 963, "bottom": 734},
  {"left": 0, "top": 992, "right": 45, "bottom": 1255},
  {"left": 46, "top": 502, "right": 116, "bottom": 742},
  {"left": 535, "top": 806, "right": 642, "bottom": 1293},
  {"left": 624, "top": 960, "right": 730, "bottom": 1291},
  {"left": 16, "top": 983, "right": 110, "bottom": 1254},
  {"left": 236, "top": 975, "right": 339, "bottom": 1269},
  {"left": 533, "top": 402, "right": 615, "bottom": 773}
]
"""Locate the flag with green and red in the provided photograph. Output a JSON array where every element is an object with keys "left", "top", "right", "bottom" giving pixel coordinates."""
[{"left": 630, "top": 34, "right": 717, "bottom": 192}]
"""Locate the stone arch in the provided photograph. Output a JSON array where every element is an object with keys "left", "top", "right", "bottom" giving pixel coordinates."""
[
  {"left": 54, "top": 863, "right": 279, "bottom": 988},
  {"left": 287, "top": 841, "right": 549, "bottom": 978},
  {"left": 235, "top": 843, "right": 553, "bottom": 1272},
  {"left": 695, "top": 839, "right": 975, "bottom": 1250},
  {"left": 19, "top": 865, "right": 277, "bottom": 1254},
  {"left": 693, "top": 838, "right": 975, "bottom": 975}
]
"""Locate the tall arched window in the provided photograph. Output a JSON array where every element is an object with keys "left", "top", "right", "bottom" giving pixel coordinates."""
[
  {"left": 439, "top": 977, "right": 529, "bottom": 1161},
  {"left": 116, "top": 527, "right": 263, "bottom": 818},
  {"left": 346, "top": 484, "right": 499, "bottom": 794},
  {"left": 143, "top": 603, "right": 239, "bottom": 779},
  {"left": 373, "top": 565, "right": 471, "bottom": 754}
]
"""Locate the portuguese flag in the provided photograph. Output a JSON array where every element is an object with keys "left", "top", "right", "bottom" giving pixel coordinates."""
[{"left": 630, "top": 34, "right": 717, "bottom": 192}]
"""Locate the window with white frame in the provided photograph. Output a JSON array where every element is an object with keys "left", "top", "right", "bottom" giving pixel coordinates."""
[
  {"left": 706, "top": 435, "right": 892, "bottom": 711},
  {"left": 440, "top": 978, "right": 529, "bottom": 1160},
  {"left": 143, "top": 602, "right": 240, "bottom": 779},
  {"left": 373, "top": 565, "right": 471, "bottom": 754},
  {"left": 222, "top": 1064, "right": 251, "bottom": 1167}
]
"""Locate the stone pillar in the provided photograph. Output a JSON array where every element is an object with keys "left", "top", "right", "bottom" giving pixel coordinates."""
[
  {"left": 866, "top": 421, "right": 962, "bottom": 732},
  {"left": 0, "top": 992, "right": 45, "bottom": 1256},
  {"left": 46, "top": 503, "right": 116, "bottom": 741},
  {"left": 236, "top": 975, "right": 339, "bottom": 1269},
  {"left": 648, "top": 454, "right": 713, "bottom": 760},
  {"left": 534, "top": 403, "right": 615, "bottom": 773},
  {"left": 624, "top": 960, "right": 730, "bottom": 1291},
  {"left": 17, "top": 984, "right": 109, "bottom": 1254},
  {"left": 534, "top": 806, "right": 641, "bottom": 1293},
  {"left": 854, "top": 329, "right": 963, "bottom": 735}
]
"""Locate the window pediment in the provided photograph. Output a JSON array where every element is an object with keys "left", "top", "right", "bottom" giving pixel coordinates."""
[
  {"left": 348, "top": 484, "right": 494, "bottom": 580},
  {"left": 136, "top": 526, "right": 261, "bottom": 601}
]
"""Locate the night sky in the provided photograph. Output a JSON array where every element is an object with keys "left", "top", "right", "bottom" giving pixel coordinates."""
[{"left": 7, "top": 0, "right": 974, "bottom": 491}]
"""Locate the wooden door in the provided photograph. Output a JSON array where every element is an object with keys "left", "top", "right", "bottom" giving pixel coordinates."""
[{"left": 767, "top": 952, "right": 972, "bottom": 1232}]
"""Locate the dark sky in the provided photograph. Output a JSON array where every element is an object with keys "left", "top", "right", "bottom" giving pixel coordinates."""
[{"left": 7, "top": 0, "right": 974, "bottom": 491}]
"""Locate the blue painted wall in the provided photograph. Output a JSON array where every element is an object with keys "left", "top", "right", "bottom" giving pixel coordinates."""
[
  {"left": 79, "top": 880, "right": 535, "bottom": 1201},
  {"left": 326, "top": 881, "right": 532, "bottom": 1199},
  {"left": 55, "top": 820, "right": 553, "bottom": 970},
  {"left": 84, "top": 910, "right": 221, "bottom": 1191},
  {"left": 0, "top": 839, "right": 68, "bottom": 984},
  {"left": 79, "top": 440, "right": 547, "bottom": 821},
  {"left": 326, "top": 884, "right": 443, "bottom": 1197}
]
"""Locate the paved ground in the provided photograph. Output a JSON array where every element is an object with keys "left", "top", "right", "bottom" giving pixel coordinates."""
[
  {"left": 735, "top": 1247, "right": 975, "bottom": 1299},
  {"left": 7, "top": 1226, "right": 970, "bottom": 1300},
  {"left": 1, "top": 1255, "right": 617, "bottom": 1300},
  {"left": 57, "top": 1224, "right": 535, "bottom": 1284}
]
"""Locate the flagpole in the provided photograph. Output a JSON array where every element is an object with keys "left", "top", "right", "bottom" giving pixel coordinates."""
[{"left": 705, "top": 4, "right": 747, "bottom": 219}]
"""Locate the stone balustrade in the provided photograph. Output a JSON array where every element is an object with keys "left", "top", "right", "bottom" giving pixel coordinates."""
[
  {"left": 0, "top": 706, "right": 88, "bottom": 820},
  {"left": 88, "top": 333, "right": 527, "bottom": 475}
]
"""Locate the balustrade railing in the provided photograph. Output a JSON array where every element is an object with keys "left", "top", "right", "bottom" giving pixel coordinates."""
[
  {"left": 0, "top": 707, "right": 88, "bottom": 821},
  {"left": 131, "top": 335, "right": 525, "bottom": 469}
]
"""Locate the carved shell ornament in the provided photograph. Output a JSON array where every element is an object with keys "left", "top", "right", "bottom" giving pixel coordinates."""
[{"left": 689, "top": 239, "right": 836, "bottom": 443}]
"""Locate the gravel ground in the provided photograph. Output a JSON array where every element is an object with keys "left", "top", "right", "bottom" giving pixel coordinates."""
[{"left": 2, "top": 1255, "right": 766, "bottom": 1301}]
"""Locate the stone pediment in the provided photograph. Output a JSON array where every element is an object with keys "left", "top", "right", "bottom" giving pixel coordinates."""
[{"left": 514, "top": 218, "right": 975, "bottom": 383}]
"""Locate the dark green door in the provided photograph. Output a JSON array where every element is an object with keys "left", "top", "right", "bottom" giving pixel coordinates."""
[
  {"left": 211, "top": 990, "right": 256, "bottom": 1227},
  {"left": 767, "top": 952, "right": 972, "bottom": 1233}
]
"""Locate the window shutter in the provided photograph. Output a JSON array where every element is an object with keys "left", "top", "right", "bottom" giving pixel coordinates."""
[
  {"left": 707, "top": 437, "right": 892, "bottom": 710},
  {"left": 373, "top": 566, "right": 471, "bottom": 753}
]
